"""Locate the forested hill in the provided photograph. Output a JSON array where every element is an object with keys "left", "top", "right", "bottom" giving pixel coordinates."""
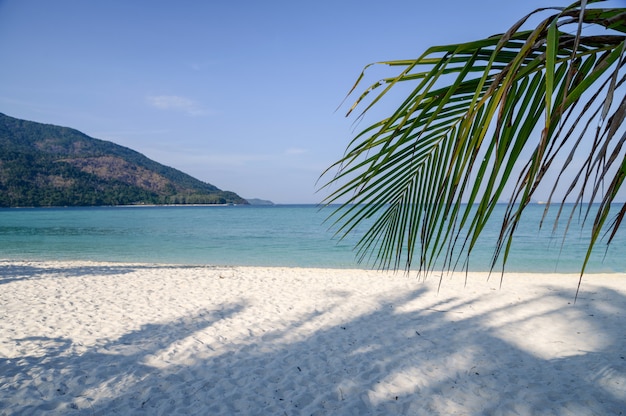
[{"left": 0, "top": 113, "right": 248, "bottom": 207}]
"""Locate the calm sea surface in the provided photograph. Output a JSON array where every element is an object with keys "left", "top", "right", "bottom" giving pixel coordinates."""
[{"left": 0, "top": 204, "right": 623, "bottom": 273}]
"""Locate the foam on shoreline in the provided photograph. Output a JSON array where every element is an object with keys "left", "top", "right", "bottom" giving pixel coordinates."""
[{"left": 1, "top": 260, "right": 625, "bottom": 414}]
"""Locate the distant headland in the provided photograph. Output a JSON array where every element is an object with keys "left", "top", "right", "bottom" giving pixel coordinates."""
[{"left": 0, "top": 112, "right": 248, "bottom": 207}]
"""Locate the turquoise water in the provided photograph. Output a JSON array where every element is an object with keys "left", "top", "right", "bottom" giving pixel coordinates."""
[{"left": 0, "top": 204, "right": 623, "bottom": 272}]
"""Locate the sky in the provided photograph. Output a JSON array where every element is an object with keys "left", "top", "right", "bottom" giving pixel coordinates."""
[{"left": 0, "top": 0, "right": 623, "bottom": 204}]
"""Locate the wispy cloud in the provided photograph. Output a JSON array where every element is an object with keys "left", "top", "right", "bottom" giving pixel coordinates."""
[
  {"left": 188, "top": 60, "right": 217, "bottom": 71},
  {"left": 146, "top": 95, "right": 211, "bottom": 116}
]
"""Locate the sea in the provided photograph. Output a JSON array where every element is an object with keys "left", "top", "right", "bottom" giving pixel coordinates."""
[{"left": 0, "top": 204, "right": 624, "bottom": 273}]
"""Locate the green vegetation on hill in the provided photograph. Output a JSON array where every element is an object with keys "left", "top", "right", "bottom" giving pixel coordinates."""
[{"left": 0, "top": 113, "right": 248, "bottom": 207}]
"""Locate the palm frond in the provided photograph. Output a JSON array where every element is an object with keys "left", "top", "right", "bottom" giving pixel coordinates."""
[{"left": 320, "top": 1, "right": 626, "bottom": 288}]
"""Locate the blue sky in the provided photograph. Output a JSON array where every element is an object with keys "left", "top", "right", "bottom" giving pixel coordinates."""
[{"left": 0, "top": 0, "right": 622, "bottom": 203}]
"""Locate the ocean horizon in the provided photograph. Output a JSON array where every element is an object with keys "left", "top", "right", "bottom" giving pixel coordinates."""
[{"left": 0, "top": 204, "right": 624, "bottom": 273}]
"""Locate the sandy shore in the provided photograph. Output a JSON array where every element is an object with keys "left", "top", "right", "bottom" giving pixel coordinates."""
[{"left": 0, "top": 261, "right": 625, "bottom": 415}]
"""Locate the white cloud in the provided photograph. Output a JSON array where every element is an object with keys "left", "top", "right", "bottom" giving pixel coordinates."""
[
  {"left": 188, "top": 60, "right": 216, "bottom": 71},
  {"left": 146, "top": 95, "right": 210, "bottom": 116}
]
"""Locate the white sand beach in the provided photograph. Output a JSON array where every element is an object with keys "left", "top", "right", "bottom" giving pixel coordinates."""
[{"left": 1, "top": 261, "right": 625, "bottom": 415}]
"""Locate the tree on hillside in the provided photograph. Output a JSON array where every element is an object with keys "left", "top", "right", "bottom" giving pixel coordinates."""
[{"left": 321, "top": 0, "right": 625, "bottom": 289}]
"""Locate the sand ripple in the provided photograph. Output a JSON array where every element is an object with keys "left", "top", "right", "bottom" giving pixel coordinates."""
[{"left": 1, "top": 261, "right": 625, "bottom": 415}]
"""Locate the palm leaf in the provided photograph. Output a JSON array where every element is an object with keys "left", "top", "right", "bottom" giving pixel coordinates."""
[{"left": 321, "top": 1, "right": 626, "bottom": 292}]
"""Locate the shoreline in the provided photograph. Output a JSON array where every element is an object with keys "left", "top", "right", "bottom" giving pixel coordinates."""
[
  {"left": 2, "top": 257, "right": 624, "bottom": 275},
  {"left": 1, "top": 260, "right": 625, "bottom": 414}
]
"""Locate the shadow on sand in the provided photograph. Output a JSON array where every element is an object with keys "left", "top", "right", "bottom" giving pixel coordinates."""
[
  {"left": 1, "top": 269, "right": 625, "bottom": 415},
  {"left": 0, "top": 262, "right": 226, "bottom": 285}
]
